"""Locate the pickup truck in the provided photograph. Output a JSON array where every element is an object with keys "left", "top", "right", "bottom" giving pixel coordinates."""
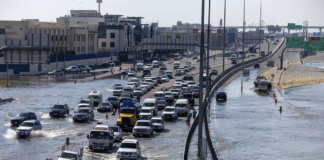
[
  {"left": 132, "top": 120, "right": 154, "bottom": 137},
  {"left": 267, "top": 60, "right": 275, "bottom": 67},
  {"left": 58, "top": 144, "right": 83, "bottom": 160}
]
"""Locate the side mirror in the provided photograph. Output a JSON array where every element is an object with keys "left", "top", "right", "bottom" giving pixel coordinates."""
[{"left": 87, "top": 135, "right": 89, "bottom": 139}]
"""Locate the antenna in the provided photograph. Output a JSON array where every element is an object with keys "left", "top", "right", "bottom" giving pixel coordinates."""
[{"left": 96, "top": 0, "right": 102, "bottom": 15}]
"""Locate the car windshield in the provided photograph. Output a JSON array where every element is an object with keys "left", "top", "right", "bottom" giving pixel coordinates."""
[
  {"left": 100, "top": 102, "right": 110, "bottom": 106},
  {"left": 135, "top": 88, "right": 142, "bottom": 91},
  {"left": 111, "top": 127, "right": 119, "bottom": 132},
  {"left": 53, "top": 105, "right": 65, "bottom": 109},
  {"left": 77, "top": 109, "right": 89, "bottom": 113},
  {"left": 193, "top": 89, "right": 199, "bottom": 92},
  {"left": 108, "top": 97, "right": 118, "bottom": 101},
  {"left": 157, "top": 101, "right": 166, "bottom": 104},
  {"left": 183, "top": 76, "right": 193, "bottom": 81},
  {"left": 90, "top": 131, "right": 109, "bottom": 139},
  {"left": 120, "top": 143, "right": 137, "bottom": 148},
  {"left": 60, "top": 152, "right": 78, "bottom": 160},
  {"left": 141, "top": 109, "right": 151, "bottom": 113},
  {"left": 88, "top": 95, "right": 99, "bottom": 99},
  {"left": 151, "top": 119, "right": 162, "bottom": 123},
  {"left": 142, "top": 82, "right": 149, "bottom": 85},
  {"left": 259, "top": 81, "right": 268, "bottom": 86},
  {"left": 115, "top": 86, "right": 123, "bottom": 89},
  {"left": 175, "top": 104, "right": 187, "bottom": 107},
  {"left": 165, "top": 92, "right": 171, "bottom": 95},
  {"left": 154, "top": 93, "right": 164, "bottom": 97},
  {"left": 136, "top": 122, "right": 150, "bottom": 126},
  {"left": 164, "top": 108, "right": 174, "bottom": 112},
  {"left": 143, "top": 103, "right": 155, "bottom": 107},
  {"left": 124, "top": 89, "right": 132, "bottom": 92},
  {"left": 161, "top": 76, "right": 168, "bottom": 78},
  {"left": 181, "top": 84, "right": 188, "bottom": 87},
  {"left": 21, "top": 122, "right": 34, "bottom": 127},
  {"left": 120, "top": 108, "right": 135, "bottom": 113},
  {"left": 17, "top": 113, "right": 28, "bottom": 117},
  {"left": 171, "top": 89, "right": 179, "bottom": 93}
]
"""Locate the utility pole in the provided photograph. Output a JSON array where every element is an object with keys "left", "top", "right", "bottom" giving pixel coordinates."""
[
  {"left": 206, "top": 0, "right": 211, "bottom": 94},
  {"left": 222, "top": 0, "right": 227, "bottom": 77},
  {"left": 259, "top": 0, "right": 262, "bottom": 59},
  {"left": 242, "top": 0, "right": 246, "bottom": 68},
  {"left": 198, "top": 0, "right": 205, "bottom": 158}
]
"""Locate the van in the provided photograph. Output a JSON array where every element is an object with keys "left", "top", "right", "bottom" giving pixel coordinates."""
[
  {"left": 243, "top": 68, "right": 250, "bottom": 76},
  {"left": 174, "top": 99, "right": 189, "bottom": 115},
  {"left": 173, "top": 54, "right": 180, "bottom": 60},
  {"left": 87, "top": 124, "right": 114, "bottom": 151},
  {"left": 230, "top": 54, "right": 237, "bottom": 60},
  {"left": 165, "top": 70, "right": 173, "bottom": 79},
  {"left": 88, "top": 91, "right": 103, "bottom": 106},
  {"left": 152, "top": 60, "right": 159, "bottom": 68},
  {"left": 142, "top": 99, "right": 158, "bottom": 116},
  {"left": 123, "top": 86, "right": 134, "bottom": 98},
  {"left": 174, "top": 62, "right": 180, "bottom": 69}
]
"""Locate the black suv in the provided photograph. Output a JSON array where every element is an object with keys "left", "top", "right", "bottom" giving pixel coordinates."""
[
  {"left": 210, "top": 69, "right": 218, "bottom": 75},
  {"left": 107, "top": 96, "right": 119, "bottom": 108},
  {"left": 11, "top": 112, "right": 37, "bottom": 126},
  {"left": 49, "top": 104, "right": 69, "bottom": 117},
  {"left": 216, "top": 92, "right": 227, "bottom": 101},
  {"left": 142, "top": 69, "right": 151, "bottom": 77},
  {"left": 182, "top": 93, "right": 194, "bottom": 104}
]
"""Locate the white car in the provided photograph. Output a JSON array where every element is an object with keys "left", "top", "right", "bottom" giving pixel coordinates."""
[
  {"left": 190, "top": 64, "right": 196, "bottom": 69},
  {"left": 139, "top": 107, "right": 154, "bottom": 120},
  {"left": 116, "top": 139, "right": 141, "bottom": 159},
  {"left": 145, "top": 78, "right": 157, "bottom": 86},
  {"left": 133, "top": 120, "right": 154, "bottom": 137},
  {"left": 162, "top": 106, "right": 178, "bottom": 120},
  {"left": 250, "top": 53, "right": 256, "bottom": 56},
  {"left": 110, "top": 126, "right": 123, "bottom": 142},
  {"left": 125, "top": 82, "right": 137, "bottom": 88},
  {"left": 121, "top": 68, "right": 129, "bottom": 75},
  {"left": 134, "top": 88, "right": 144, "bottom": 96},
  {"left": 48, "top": 70, "right": 64, "bottom": 75},
  {"left": 137, "top": 85, "right": 148, "bottom": 93},
  {"left": 151, "top": 117, "right": 165, "bottom": 131},
  {"left": 66, "top": 66, "right": 80, "bottom": 73},
  {"left": 174, "top": 82, "right": 182, "bottom": 86},
  {"left": 161, "top": 75, "right": 169, "bottom": 82},
  {"left": 129, "top": 78, "right": 140, "bottom": 87},
  {"left": 145, "top": 64, "right": 153, "bottom": 70},
  {"left": 128, "top": 71, "right": 137, "bottom": 77},
  {"left": 77, "top": 65, "right": 91, "bottom": 72},
  {"left": 140, "top": 84, "right": 151, "bottom": 91},
  {"left": 16, "top": 120, "right": 42, "bottom": 136}
]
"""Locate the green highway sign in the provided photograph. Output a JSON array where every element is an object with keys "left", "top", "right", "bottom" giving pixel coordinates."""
[
  {"left": 288, "top": 23, "right": 295, "bottom": 30},
  {"left": 295, "top": 25, "right": 302, "bottom": 29},
  {"left": 293, "top": 33, "right": 298, "bottom": 37},
  {"left": 286, "top": 37, "right": 304, "bottom": 48},
  {"left": 304, "top": 41, "right": 324, "bottom": 51}
]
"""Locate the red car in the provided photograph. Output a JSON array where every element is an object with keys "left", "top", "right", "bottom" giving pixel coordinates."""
[
  {"left": 192, "top": 89, "right": 200, "bottom": 97},
  {"left": 157, "top": 100, "right": 167, "bottom": 110}
]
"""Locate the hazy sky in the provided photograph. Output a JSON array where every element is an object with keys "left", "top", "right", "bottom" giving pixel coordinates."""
[{"left": 1, "top": 0, "right": 324, "bottom": 27}]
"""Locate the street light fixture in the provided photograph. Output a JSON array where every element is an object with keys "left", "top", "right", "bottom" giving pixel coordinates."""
[{"left": 222, "top": 0, "right": 227, "bottom": 77}]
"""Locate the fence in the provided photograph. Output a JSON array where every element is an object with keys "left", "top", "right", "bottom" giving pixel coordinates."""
[{"left": 183, "top": 38, "right": 285, "bottom": 160}]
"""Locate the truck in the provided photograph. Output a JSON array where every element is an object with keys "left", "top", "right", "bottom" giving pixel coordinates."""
[
  {"left": 117, "top": 99, "right": 142, "bottom": 130},
  {"left": 267, "top": 60, "right": 275, "bottom": 67},
  {"left": 58, "top": 144, "right": 83, "bottom": 160},
  {"left": 87, "top": 125, "right": 115, "bottom": 151}
]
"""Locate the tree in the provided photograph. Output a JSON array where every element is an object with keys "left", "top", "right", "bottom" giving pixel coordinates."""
[{"left": 176, "top": 33, "right": 181, "bottom": 39}]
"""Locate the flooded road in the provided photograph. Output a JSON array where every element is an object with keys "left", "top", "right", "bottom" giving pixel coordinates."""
[{"left": 209, "top": 69, "right": 324, "bottom": 160}]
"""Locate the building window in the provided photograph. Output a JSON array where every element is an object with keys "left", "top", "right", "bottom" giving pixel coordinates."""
[
  {"left": 110, "top": 42, "right": 115, "bottom": 48},
  {"left": 65, "top": 36, "right": 67, "bottom": 41},
  {"left": 110, "top": 33, "right": 115, "bottom": 38},
  {"left": 102, "top": 42, "right": 106, "bottom": 47},
  {"left": 60, "top": 36, "right": 62, "bottom": 41},
  {"left": 56, "top": 36, "right": 58, "bottom": 41},
  {"left": 52, "top": 36, "right": 54, "bottom": 41},
  {"left": 25, "top": 35, "right": 27, "bottom": 40}
]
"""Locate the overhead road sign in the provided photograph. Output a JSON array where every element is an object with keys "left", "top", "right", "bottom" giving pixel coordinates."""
[
  {"left": 286, "top": 37, "right": 304, "bottom": 48},
  {"left": 288, "top": 23, "right": 295, "bottom": 30},
  {"left": 293, "top": 33, "right": 298, "bottom": 37},
  {"left": 308, "top": 37, "right": 321, "bottom": 42},
  {"left": 304, "top": 41, "right": 324, "bottom": 51},
  {"left": 295, "top": 25, "right": 302, "bottom": 29}
]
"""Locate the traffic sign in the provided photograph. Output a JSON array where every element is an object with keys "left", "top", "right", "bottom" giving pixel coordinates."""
[
  {"left": 295, "top": 25, "right": 302, "bottom": 29},
  {"left": 313, "top": 32, "right": 317, "bottom": 36},
  {"left": 288, "top": 23, "right": 295, "bottom": 30},
  {"left": 304, "top": 41, "right": 324, "bottom": 51},
  {"left": 293, "top": 33, "right": 298, "bottom": 37},
  {"left": 308, "top": 37, "right": 321, "bottom": 42},
  {"left": 286, "top": 37, "right": 304, "bottom": 48}
]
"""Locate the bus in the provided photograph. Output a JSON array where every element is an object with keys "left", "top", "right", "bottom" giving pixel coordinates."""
[{"left": 270, "top": 35, "right": 275, "bottom": 41}]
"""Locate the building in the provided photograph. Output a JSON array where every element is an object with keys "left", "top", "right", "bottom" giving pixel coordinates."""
[
  {"left": 56, "top": 10, "right": 104, "bottom": 25},
  {"left": 172, "top": 21, "right": 209, "bottom": 32}
]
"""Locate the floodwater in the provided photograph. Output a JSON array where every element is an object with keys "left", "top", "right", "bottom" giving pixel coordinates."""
[
  {"left": 303, "top": 62, "right": 324, "bottom": 69},
  {"left": 0, "top": 76, "right": 191, "bottom": 160},
  {"left": 209, "top": 69, "right": 324, "bottom": 160}
]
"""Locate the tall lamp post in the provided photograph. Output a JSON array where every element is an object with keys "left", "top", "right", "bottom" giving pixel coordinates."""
[
  {"left": 206, "top": 0, "right": 211, "bottom": 94},
  {"left": 198, "top": 0, "right": 205, "bottom": 158},
  {"left": 222, "top": 0, "right": 227, "bottom": 77},
  {"left": 259, "top": 0, "right": 262, "bottom": 60},
  {"left": 242, "top": 0, "right": 246, "bottom": 69}
]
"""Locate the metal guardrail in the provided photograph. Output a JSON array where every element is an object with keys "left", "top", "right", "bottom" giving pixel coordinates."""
[{"left": 183, "top": 38, "right": 285, "bottom": 160}]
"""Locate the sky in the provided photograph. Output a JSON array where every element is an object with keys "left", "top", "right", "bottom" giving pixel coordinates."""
[{"left": 1, "top": 0, "right": 324, "bottom": 28}]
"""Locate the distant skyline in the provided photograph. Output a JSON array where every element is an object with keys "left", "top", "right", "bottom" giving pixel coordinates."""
[{"left": 1, "top": 0, "right": 324, "bottom": 28}]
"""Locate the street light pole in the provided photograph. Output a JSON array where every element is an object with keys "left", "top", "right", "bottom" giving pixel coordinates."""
[
  {"left": 222, "top": 0, "right": 227, "bottom": 77},
  {"left": 242, "top": 0, "right": 246, "bottom": 69},
  {"left": 259, "top": 0, "right": 262, "bottom": 60},
  {"left": 198, "top": 0, "right": 205, "bottom": 158},
  {"left": 206, "top": 0, "right": 211, "bottom": 94}
]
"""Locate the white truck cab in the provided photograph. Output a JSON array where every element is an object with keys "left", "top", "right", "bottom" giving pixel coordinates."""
[
  {"left": 117, "top": 139, "right": 141, "bottom": 159},
  {"left": 152, "top": 60, "right": 159, "bottom": 68},
  {"left": 142, "top": 98, "right": 157, "bottom": 116},
  {"left": 87, "top": 125, "right": 114, "bottom": 151},
  {"left": 88, "top": 91, "right": 103, "bottom": 106}
]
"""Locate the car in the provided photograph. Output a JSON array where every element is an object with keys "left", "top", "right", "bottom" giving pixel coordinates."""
[
  {"left": 161, "top": 75, "right": 169, "bottom": 82},
  {"left": 151, "top": 117, "right": 165, "bottom": 131},
  {"left": 107, "top": 96, "right": 119, "bottom": 109},
  {"left": 276, "top": 39, "right": 280, "bottom": 42},
  {"left": 98, "top": 62, "right": 109, "bottom": 68},
  {"left": 170, "top": 89, "right": 181, "bottom": 98},
  {"left": 192, "top": 89, "right": 200, "bottom": 97},
  {"left": 125, "top": 82, "right": 137, "bottom": 88},
  {"left": 113, "top": 84, "right": 122, "bottom": 89},
  {"left": 139, "top": 107, "right": 154, "bottom": 120},
  {"left": 87, "top": 64, "right": 96, "bottom": 70},
  {"left": 66, "top": 66, "right": 80, "bottom": 73},
  {"left": 190, "top": 85, "right": 199, "bottom": 92},
  {"left": 129, "top": 78, "right": 140, "bottom": 86},
  {"left": 231, "top": 59, "right": 238, "bottom": 64},
  {"left": 182, "top": 75, "right": 194, "bottom": 81},
  {"left": 144, "top": 79, "right": 156, "bottom": 87},
  {"left": 156, "top": 76, "right": 162, "bottom": 84},
  {"left": 254, "top": 75, "right": 267, "bottom": 87},
  {"left": 140, "top": 83, "right": 151, "bottom": 92},
  {"left": 216, "top": 92, "right": 227, "bottom": 101},
  {"left": 11, "top": 112, "right": 37, "bottom": 126},
  {"left": 158, "top": 70, "right": 165, "bottom": 75},
  {"left": 210, "top": 69, "right": 218, "bottom": 75},
  {"left": 49, "top": 104, "right": 69, "bottom": 117},
  {"left": 250, "top": 52, "right": 256, "bottom": 56},
  {"left": 254, "top": 63, "right": 260, "bottom": 69},
  {"left": 58, "top": 150, "right": 82, "bottom": 160},
  {"left": 111, "top": 126, "right": 123, "bottom": 142},
  {"left": 97, "top": 102, "right": 112, "bottom": 112},
  {"left": 230, "top": 54, "right": 237, "bottom": 60},
  {"left": 158, "top": 61, "right": 163, "bottom": 66},
  {"left": 113, "top": 86, "right": 124, "bottom": 96},
  {"left": 243, "top": 68, "right": 250, "bottom": 76},
  {"left": 179, "top": 91, "right": 190, "bottom": 99},
  {"left": 162, "top": 106, "right": 178, "bottom": 120},
  {"left": 172, "top": 84, "right": 183, "bottom": 91},
  {"left": 175, "top": 69, "right": 184, "bottom": 76},
  {"left": 137, "top": 85, "right": 148, "bottom": 93},
  {"left": 161, "top": 56, "right": 167, "bottom": 61},
  {"left": 121, "top": 68, "right": 129, "bottom": 75},
  {"left": 142, "top": 82, "right": 154, "bottom": 90},
  {"left": 181, "top": 83, "right": 189, "bottom": 91},
  {"left": 145, "top": 64, "right": 153, "bottom": 70},
  {"left": 187, "top": 81, "right": 196, "bottom": 89},
  {"left": 73, "top": 107, "right": 94, "bottom": 122},
  {"left": 116, "top": 139, "right": 141, "bottom": 159},
  {"left": 128, "top": 71, "right": 137, "bottom": 77},
  {"left": 184, "top": 66, "right": 189, "bottom": 72},
  {"left": 267, "top": 60, "right": 275, "bottom": 67},
  {"left": 147, "top": 77, "right": 158, "bottom": 86},
  {"left": 192, "top": 55, "right": 198, "bottom": 60},
  {"left": 160, "top": 65, "right": 167, "bottom": 70},
  {"left": 119, "top": 93, "right": 131, "bottom": 103},
  {"left": 174, "top": 82, "right": 182, "bottom": 86},
  {"left": 132, "top": 120, "right": 154, "bottom": 137},
  {"left": 157, "top": 100, "right": 167, "bottom": 110},
  {"left": 182, "top": 93, "right": 194, "bottom": 104},
  {"left": 142, "top": 69, "right": 151, "bottom": 77},
  {"left": 16, "top": 120, "right": 42, "bottom": 136},
  {"left": 77, "top": 65, "right": 91, "bottom": 72},
  {"left": 175, "top": 79, "right": 183, "bottom": 83},
  {"left": 191, "top": 64, "right": 196, "bottom": 69},
  {"left": 78, "top": 98, "right": 93, "bottom": 109},
  {"left": 134, "top": 87, "right": 144, "bottom": 96},
  {"left": 48, "top": 70, "right": 64, "bottom": 75},
  {"left": 164, "top": 91, "right": 174, "bottom": 103},
  {"left": 154, "top": 91, "right": 165, "bottom": 100}
]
